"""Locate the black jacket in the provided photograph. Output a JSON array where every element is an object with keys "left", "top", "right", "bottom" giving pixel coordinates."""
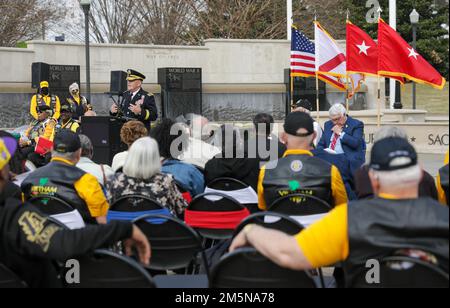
[
  {"left": 0, "top": 197, "right": 132, "bottom": 288},
  {"left": 111, "top": 88, "right": 158, "bottom": 130}
]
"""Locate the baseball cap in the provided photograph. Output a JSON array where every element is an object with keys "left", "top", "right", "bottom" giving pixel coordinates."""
[
  {"left": 61, "top": 102, "right": 73, "bottom": 113},
  {"left": 53, "top": 130, "right": 81, "bottom": 153},
  {"left": 295, "top": 99, "right": 313, "bottom": 111},
  {"left": 0, "top": 137, "right": 17, "bottom": 170},
  {"left": 370, "top": 137, "right": 418, "bottom": 171},
  {"left": 284, "top": 112, "right": 315, "bottom": 137}
]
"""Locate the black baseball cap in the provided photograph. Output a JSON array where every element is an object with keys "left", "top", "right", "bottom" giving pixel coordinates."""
[
  {"left": 37, "top": 104, "right": 51, "bottom": 112},
  {"left": 284, "top": 112, "right": 315, "bottom": 137},
  {"left": 295, "top": 99, "right": 313, "bottom": 111},
  {"left": 61, "top": 102, "right": 73, "bottom": 113},
  {"left": 53, "top": 130, "right": 81, "bottom": 153},
  {"left": 370, "top": 137, "right": 418, "bottom": 171}
]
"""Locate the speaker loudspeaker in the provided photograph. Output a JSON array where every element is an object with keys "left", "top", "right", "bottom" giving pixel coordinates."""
[
  {"left": 32, "top": 62, "right": 50, "bottom": 89},
  {"left": 110, "top": 71, "right": 128, "bottom": 95}
]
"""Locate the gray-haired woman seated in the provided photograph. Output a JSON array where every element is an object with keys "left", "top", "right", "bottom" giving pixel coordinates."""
[{"left": 106, "top": 137, "right": 188, "bottom": 217}]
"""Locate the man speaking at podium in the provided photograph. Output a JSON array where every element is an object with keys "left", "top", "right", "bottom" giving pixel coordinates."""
[{"left": 110, "top": 69, "right": 158, "bottom": 130}]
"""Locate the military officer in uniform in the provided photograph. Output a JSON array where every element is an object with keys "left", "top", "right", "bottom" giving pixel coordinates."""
[{"left": 110, "top": 69, "right": 158, "bottom": 130}]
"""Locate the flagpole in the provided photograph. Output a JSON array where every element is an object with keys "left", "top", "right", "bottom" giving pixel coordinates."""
[
  {"left": 316, "top": 72, "right": 320, "bottom": 121},
  {"left": 377, "top": 9, "right": 382, "bottom": 128},
  {"left": 346, "top": 74, "right": 350, "bottom": 112},
  {"left": 314, "top": 11, "right": 320, "bottom": 121},
  {"left": 290, "top": 73, "right": 294, "bottom": 112},
  {"left": 377, "top": 75, "right": 381, "bottom": 128},
  {"left": 346, "top": 10, "right": 350, "bottom": 113}
]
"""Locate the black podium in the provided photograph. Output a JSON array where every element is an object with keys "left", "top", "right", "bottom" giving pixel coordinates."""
[
  {"left": 80, "top": 116, "right": 127, "bottom": 165},
  {"left": 158, "top": 68, "right": 202, "bottom": 118}
]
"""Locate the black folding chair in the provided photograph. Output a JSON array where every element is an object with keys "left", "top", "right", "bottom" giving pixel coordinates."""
[
  {"left": 210, "top": 247, "right": 317, "bottom": 288},
  {"left": 351, "top": 256, "right": 449, "bottom": 288},
  {"left": 0, "top": 264, "right": 27, "bottom": 288},
  {"left": 64, "top": 250, "right": 155, "bottom": 288},
  {"left": 29, "top": 196, "right": 75, "bottom": 215},
  {"left": 188, "top": 192, "right": 248, "bottom": 240},
  {"left": 207, "top": 177, "right": 259, "bottom": 213},
  {"left": 207, "top": 177, "right": 249, "bottom": 191},
  {"left": 133, "top": 214, "right": 209, "bottom": 277},
  {"left": 234, "top": 212, "right": 304, "bottom": 237},
  {"left": 110, "top": 194, "right": 165, "bottom": 212},
  {"left": 268, "top": 193, "right": 332, "bottom": 216}
]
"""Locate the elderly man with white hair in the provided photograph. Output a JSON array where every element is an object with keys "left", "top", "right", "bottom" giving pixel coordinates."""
[{"left": 318, "top": 103, "right": 366, "bottom": 175}]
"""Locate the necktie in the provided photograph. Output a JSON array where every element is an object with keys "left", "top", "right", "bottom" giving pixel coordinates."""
[{"left": 330, "top": 133, "right": 340, "bottom": 150}]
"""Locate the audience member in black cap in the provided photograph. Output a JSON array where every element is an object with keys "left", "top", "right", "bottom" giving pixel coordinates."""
[
  {"left": 110, "top": 69, "right": 158, "bottom": 130},
  {"left": 257, "top": 112, "right": 348, "bottom": 212},
  {"left": 231, "top": 137, "right": 449, "bottom": 288},
  {"left": 354, "top": 127, "right": 438, "bottom": 200},
  {"left": 293, "top": 99, "right": 323, "bottom": 147},
  {"left": 21, "top": 130, "right": 110, "bottom": 225},
  {"left": 57, "top": 102, "right": 80, "bottom": 133}
]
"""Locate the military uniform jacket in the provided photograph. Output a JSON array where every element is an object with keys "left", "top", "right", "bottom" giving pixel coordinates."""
[
  {"left": 0, "top": 197, "right": 132, "bottom": 288},
  {"left": 112, "top": 88, "right": 158, "bottom": 129}
]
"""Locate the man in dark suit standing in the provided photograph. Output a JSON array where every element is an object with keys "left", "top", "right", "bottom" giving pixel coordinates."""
[
  {"left": 110, "top": 69, "right": 158, "bottom": 130},
  {"left": 317, "top": 104, "right": 366, "bottom": 175}
]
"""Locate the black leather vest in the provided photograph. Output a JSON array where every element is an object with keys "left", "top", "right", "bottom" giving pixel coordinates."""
[
  {"left": 21, "top": 161, "right": 95, "bottom": 224},
  {"left": 263, "top": 154, "right": 333, "bottom": 208},
  {"left": 439, "top": 165, "right": 449, "bottom": 206},
  {"left": 344, "top": 197, "right": 449, "bottom": 287}
]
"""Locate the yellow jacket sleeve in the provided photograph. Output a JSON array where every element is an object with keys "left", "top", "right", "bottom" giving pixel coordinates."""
[
  {"left": 52, "top": 96, "right": 61, "bottom": 120},
  {"left": 74, "top": 174, "right": 110, "bottom": 218},
  {"left": 71, "top": 122, "right": 80, "bottom": 133},
  {"left": 436, "top": 173, "right": 448, "bottom": 206},
  {"left": 296, "top": 204, "right": 349, "bottom": 268},
  {"left": 258, "top": 166, "right": 267, "bottom": 210},
  {"left": 331, "top": 165, "right": 348, "bottom": 207},
  {"left": 30, "top": 95, "right": 38, "bottom": 120}
]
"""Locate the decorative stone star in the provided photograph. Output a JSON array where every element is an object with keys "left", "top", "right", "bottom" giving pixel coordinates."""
[
  {"left": 410, "top": 137, "right": 417, "bottom": 143},
  {"left": 357, "top": 41, "right": 371, "bottom": 55},
  {"left": 408, "top": 47, "right": 419, "bottom": 60}
]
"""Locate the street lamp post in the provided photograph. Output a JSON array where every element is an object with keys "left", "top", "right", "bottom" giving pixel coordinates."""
[
  {"left": 410, "top": 8, "right": 420, "bottom": 110},
  {"left": 80, "top": 0, "right": 92, "bottom": 102}
]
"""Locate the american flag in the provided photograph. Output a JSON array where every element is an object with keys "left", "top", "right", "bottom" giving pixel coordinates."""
[{"left": 291, "top": 26, "right": 316, "bottom": 77}]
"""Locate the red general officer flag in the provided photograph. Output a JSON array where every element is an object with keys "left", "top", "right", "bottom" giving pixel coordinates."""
[
  {"left": 347, "top": 21, "right": 378, "bottom": 76},
  {"left": 378, "top": 19, "right": 446, "bottom": 90}
]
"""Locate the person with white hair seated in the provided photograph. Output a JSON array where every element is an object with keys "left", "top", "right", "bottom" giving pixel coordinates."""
[
  {"left": 317, "top": 103, "right": 366, "bottom": 175},
  {"left": 106, "top": 137, "right": 188, "bottom": 218},
  {"left": 177, "top": 114, "right": 220, "bottom": 168}
]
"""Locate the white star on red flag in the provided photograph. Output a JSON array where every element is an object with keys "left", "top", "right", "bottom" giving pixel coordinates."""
[
  {"left": 356, "top": 41, "right": 371, "bottom": 55},
  {"left": 408, "top": 47, "right": 419, "bottom": 60}
]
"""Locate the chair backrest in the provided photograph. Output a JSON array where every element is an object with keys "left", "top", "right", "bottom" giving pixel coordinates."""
[
  {"left": 65, "top": 250, "right": 155, "bottom": 288},
  {"left": 234, "top": 212, "right": 304, "bottom": 237},
  {"left": 351, "top": 256, "right": 449, "bottom": 288},
  {"left": 210, "top": 247, "right": 317, "bottom": 288},
  {"left": 269, "top": 193, "right": 332, "bottom": 216},
  {"left": 186, "top": 193, "right": 250, "bottom": 240},
  {"left": 207, "top": 177, "right": 249, "bottom": 191},
  {"left": 133, "top": 214, "right": 208, "bottom": 274},
  {"left": 0, "top": 264, "right": 27, "bottom": 288},
  {"left": 29, "top": 196, "right": 75, "bottom": 215},
  {"left": 110, "top": 194, "right": 165, "bottom": 212}
]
